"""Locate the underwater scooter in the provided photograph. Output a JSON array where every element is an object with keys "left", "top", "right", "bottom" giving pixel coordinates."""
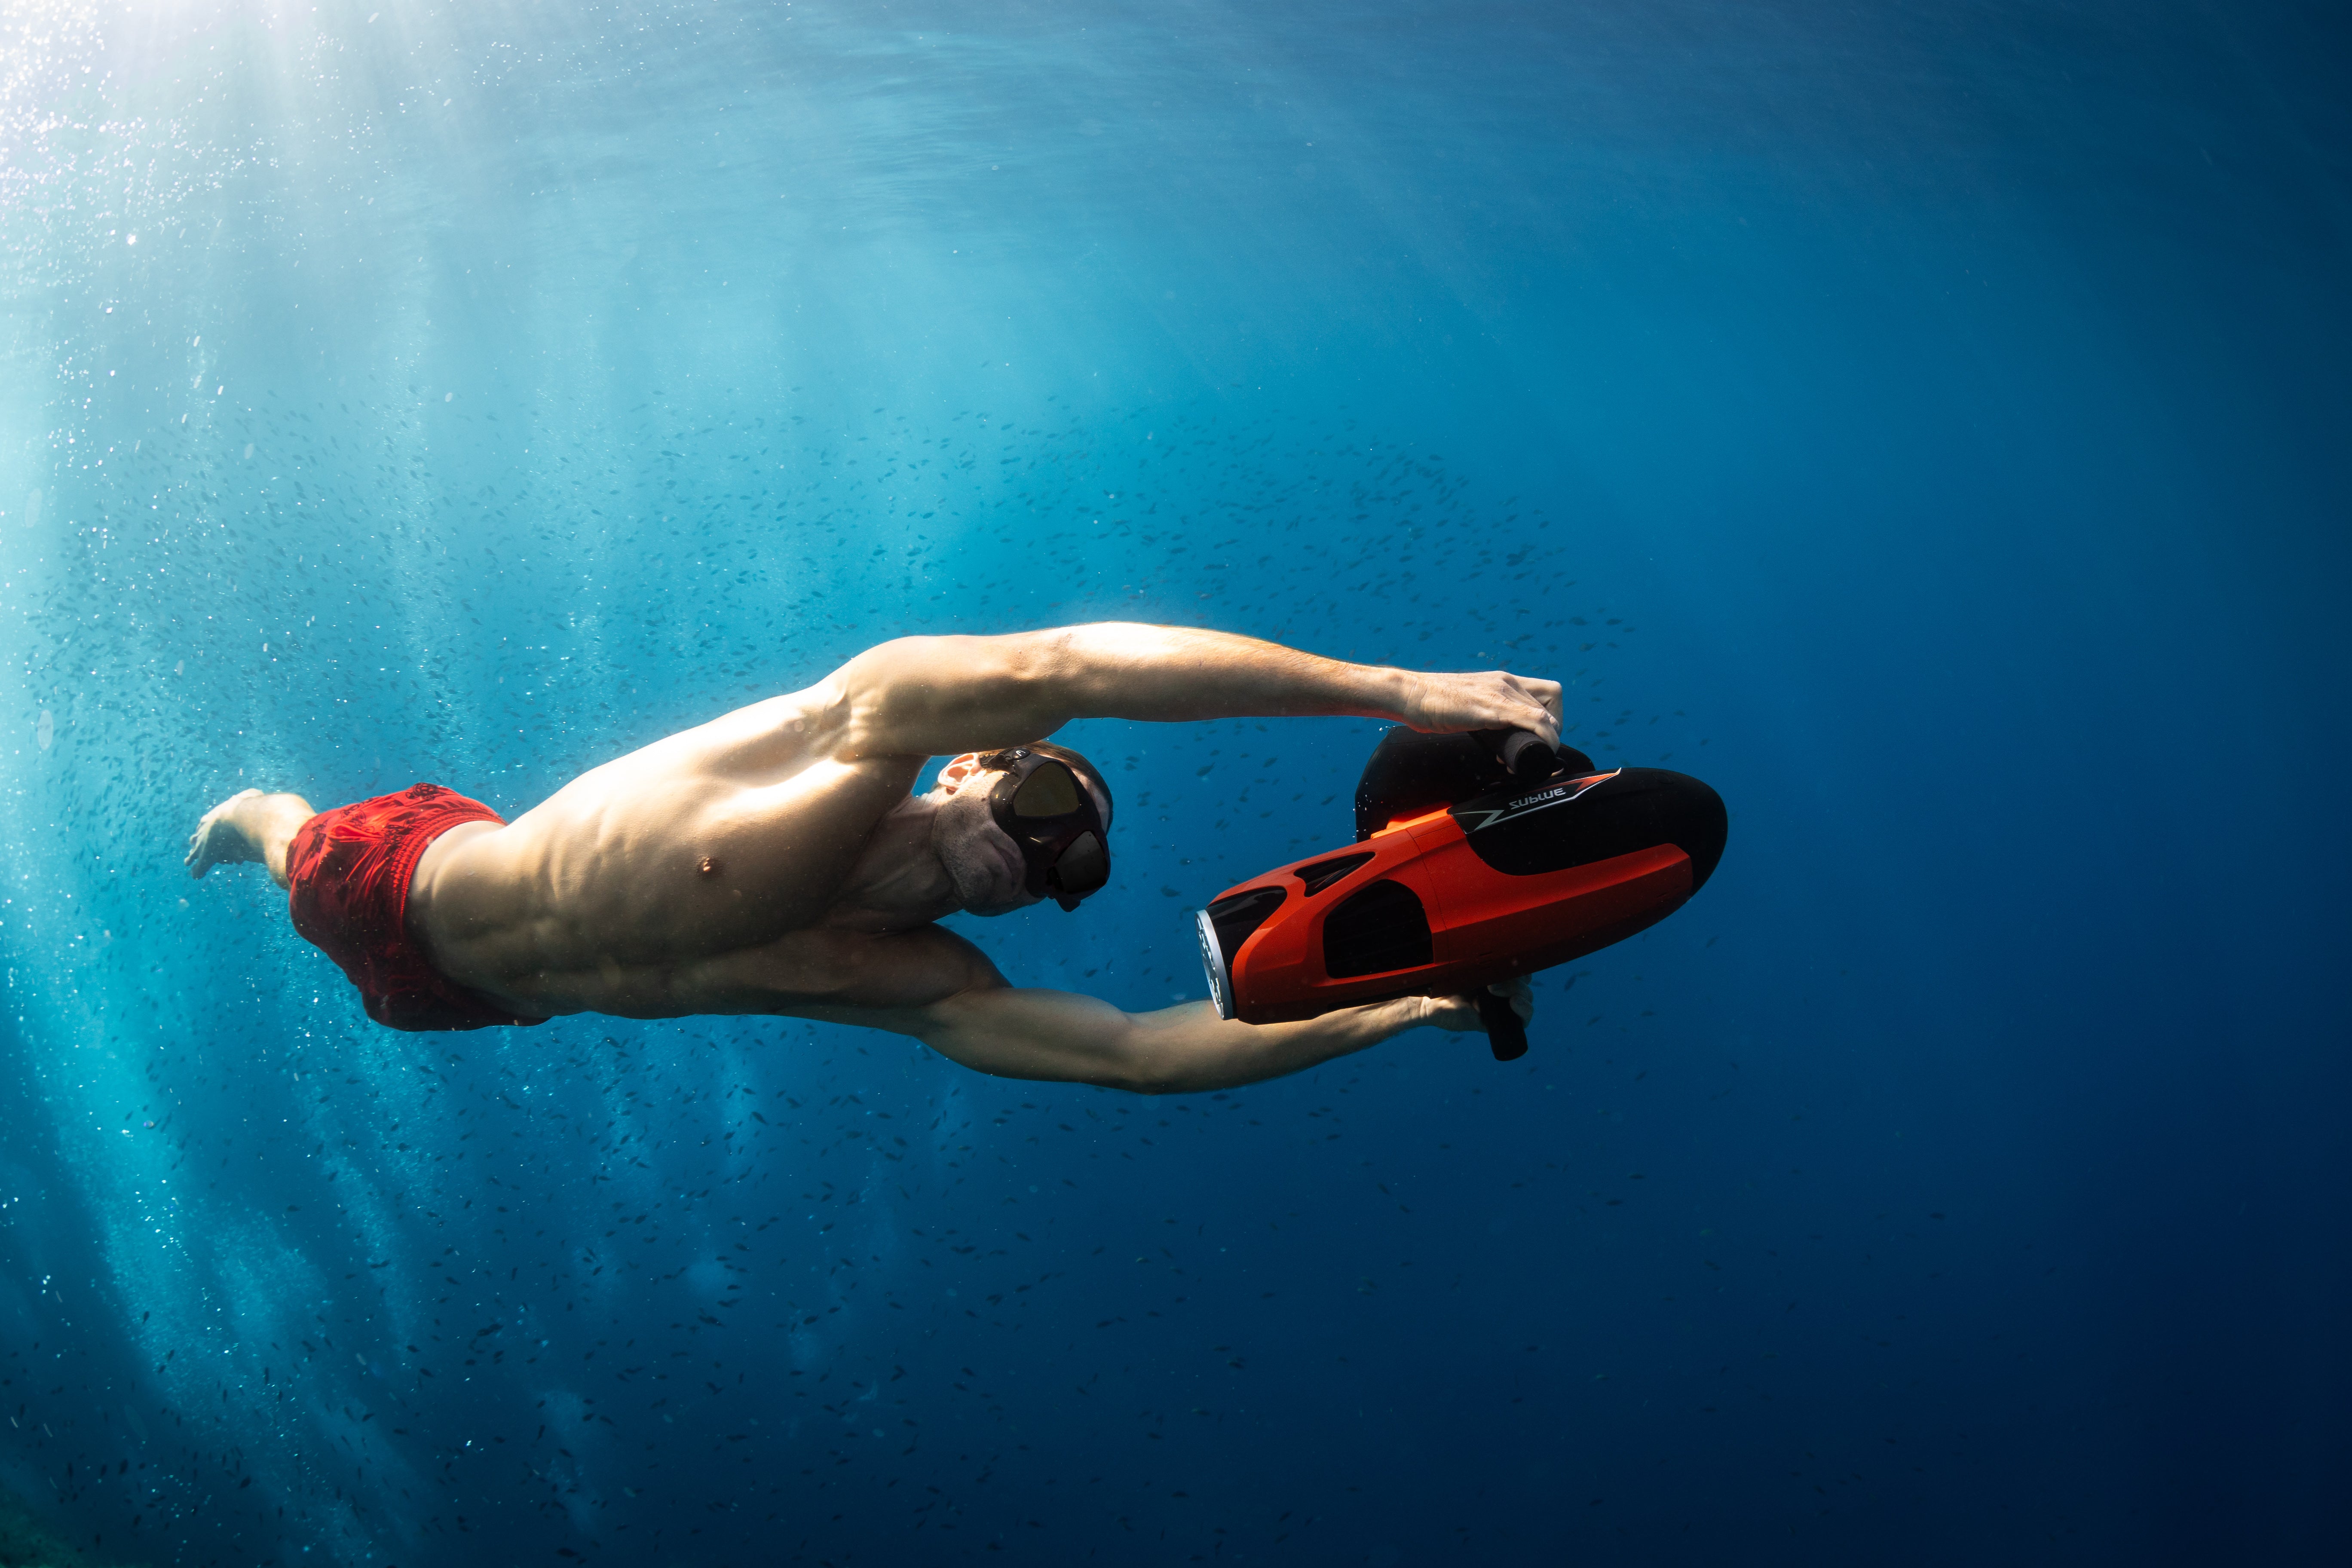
[{"left": 1194, "top": 727, "right": 1727, "bottom": 1060}]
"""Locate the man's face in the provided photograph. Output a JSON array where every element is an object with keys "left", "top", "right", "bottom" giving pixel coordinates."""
[
  {"left": 929, "top": 752, "right": 1110, "bottom": 917},
  {"left": 932, "top": 760, "right": 1031, "bottom": 916}
]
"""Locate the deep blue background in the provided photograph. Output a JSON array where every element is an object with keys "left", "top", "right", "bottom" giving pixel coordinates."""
[{"left": 2, "top": 2, "right": 2346, "bottom": 1564}]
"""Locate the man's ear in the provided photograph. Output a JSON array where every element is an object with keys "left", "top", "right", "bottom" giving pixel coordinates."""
[{"left": 936, "top": 753, "right": 986, "bottom": 794}]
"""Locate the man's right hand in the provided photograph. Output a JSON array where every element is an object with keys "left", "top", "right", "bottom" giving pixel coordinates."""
[{"left": 1399, "top": 669, "right": 1563, "bottom": 744}]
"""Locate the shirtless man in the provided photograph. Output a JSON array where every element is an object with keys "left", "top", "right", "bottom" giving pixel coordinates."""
[{"left": 185, "top": 624, "right": 1561, "bottom": 1094}]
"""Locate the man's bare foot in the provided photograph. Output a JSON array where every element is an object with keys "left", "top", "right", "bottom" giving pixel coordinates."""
[
  {"left": 187, "top": 789, "right": 316, "bottom": 885},
  {"left": 186, "top": 789, "right": 266, "bottom": 879}
]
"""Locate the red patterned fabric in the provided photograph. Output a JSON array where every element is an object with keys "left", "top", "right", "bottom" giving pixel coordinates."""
[{"left": 285, "top": 784, "right": 547, "bottom": 1033}]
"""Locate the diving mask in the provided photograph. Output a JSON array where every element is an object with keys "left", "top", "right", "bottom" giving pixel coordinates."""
[{"left": 982, "top": 748, "right": 1110, "bottom": 911}]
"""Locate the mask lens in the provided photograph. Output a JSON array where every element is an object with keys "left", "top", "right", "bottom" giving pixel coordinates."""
[
  {"left": 1049, "top": 831, "right": 1109, "bottom": 897},
  {"left": 1011, "top": 759, "right": 1083, "bottom": 818}
]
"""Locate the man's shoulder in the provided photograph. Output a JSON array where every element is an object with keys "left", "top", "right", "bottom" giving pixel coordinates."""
[{"left": 625, "top": 682, "right": 929, "bottom": 788}]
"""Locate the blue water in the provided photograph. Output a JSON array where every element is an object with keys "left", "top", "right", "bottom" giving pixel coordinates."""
[{"left": 3, "top": 2, "right": 2347, "bottom": 1563}]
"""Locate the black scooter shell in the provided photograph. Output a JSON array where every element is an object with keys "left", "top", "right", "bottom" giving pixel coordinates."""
[{"left": 1354, "top": 728, "right": 1599, "bottom": 842}]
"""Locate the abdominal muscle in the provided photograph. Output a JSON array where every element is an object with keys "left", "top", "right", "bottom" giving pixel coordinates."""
[{"left": 472, "top": 921, "right": 994, "bottom": 1021}]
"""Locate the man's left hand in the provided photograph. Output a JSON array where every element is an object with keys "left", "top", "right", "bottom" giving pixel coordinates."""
[{"left": 1420, "top": 976, "right": 1536, "bottom": 1034}]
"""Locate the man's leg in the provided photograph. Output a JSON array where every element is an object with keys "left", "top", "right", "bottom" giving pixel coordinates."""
[{"left": 186, "top": 790, "right": 317, "bottom": 889}]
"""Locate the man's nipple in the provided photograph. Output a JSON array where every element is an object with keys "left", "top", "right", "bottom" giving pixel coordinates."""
[{"left": 699, "top": 856, "right": 721, "bottom": 876}]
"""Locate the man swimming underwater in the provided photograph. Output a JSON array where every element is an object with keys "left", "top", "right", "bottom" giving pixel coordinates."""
[{"left": 185, "top": 624, "right": 1559, "bottom": 1093}]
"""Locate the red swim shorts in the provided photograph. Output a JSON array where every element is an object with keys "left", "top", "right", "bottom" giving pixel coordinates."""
[{"left": 285, "top": 783, "right": 547, "bottom": 1033}]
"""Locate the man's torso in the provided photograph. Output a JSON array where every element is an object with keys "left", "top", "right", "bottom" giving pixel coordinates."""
[{"left": 404, "top": 688, "right": 989, "bottom": 1020}]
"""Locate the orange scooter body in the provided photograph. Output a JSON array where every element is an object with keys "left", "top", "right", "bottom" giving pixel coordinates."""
[{"left": 1196, "top": 766, "right": 1725, "bottom": 1027}]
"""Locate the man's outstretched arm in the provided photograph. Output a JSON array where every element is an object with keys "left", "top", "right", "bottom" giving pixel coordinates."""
[
  {"left": 825, "top": 623, "right": 1561, "bottom": 760},
  {"left": 834, "top": 978, "right": 1533, "bottom": 1095}
]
